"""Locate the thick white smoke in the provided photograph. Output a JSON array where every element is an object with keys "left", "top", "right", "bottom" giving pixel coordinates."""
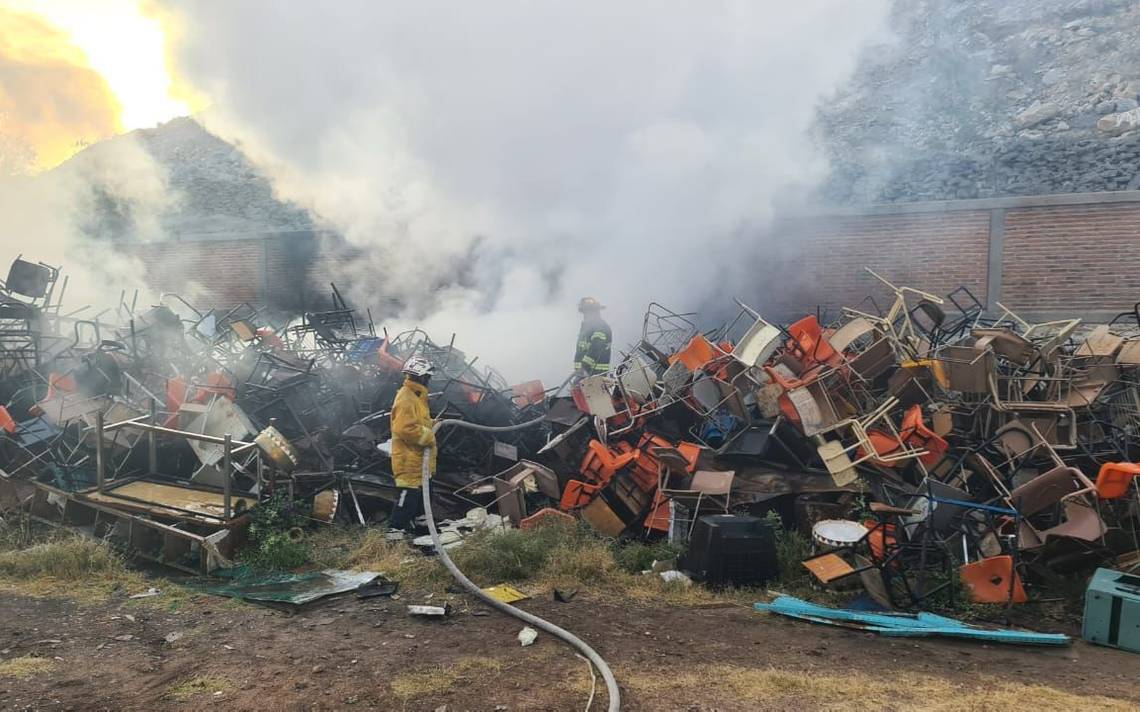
[
  {"left": 158, "top": 2, "right": 891, "bottom": 382},
  {"left": 0, "top": 133, "right": 172, "bottom": 312}
]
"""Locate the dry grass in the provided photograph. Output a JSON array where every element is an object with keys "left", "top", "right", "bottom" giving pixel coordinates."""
[
  {"left": 389, "top": 656, "right": 503, "bottom": 699},
  {"left": 167, "top": 674, "right": 232, "bottom": 700},
  {"left": 0, "top": 535, "right": 193, "bottom": 607},
  {"left": 0, "top": 536, "right": 125, "bottom": 579},
  {"left": 306, "top": 526, "right": 449, "bottom": 590},
  {"left": 0, "top": 656, "right": 56, "bottom": 679},
  {"left": 621, "top": 663, "right": 1137, "bottom": 711},
  {"left": 307, "top": 522, "right": 765, "bottom": 608}
]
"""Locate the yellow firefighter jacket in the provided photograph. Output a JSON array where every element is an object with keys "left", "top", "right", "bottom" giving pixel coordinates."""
[{"left": 390, "top": 378, "right": 437, "bottom": 488}]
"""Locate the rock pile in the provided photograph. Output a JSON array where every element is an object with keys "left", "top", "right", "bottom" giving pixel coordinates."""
[
  {"left": 52, "top": 117, "right": 315, "bottom": 239},
  {"left": 819, "top": 0, "right": 1140, "bottom": 203}
]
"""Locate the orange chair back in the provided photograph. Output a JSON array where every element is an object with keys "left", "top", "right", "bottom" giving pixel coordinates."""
[
  {"left": 960, "top": 555, "right": 1028, "bottom": 604},
  {"left": 899, "top": 404, "right": 949, "bottom": 467},
  {"left": 0, "top": 406, "right": 15, "bottom": 434},
  {"left": 787, "top": 315, "right": 841, "bottom": 370},
  {"left": 579, "top": 440, "right": 637, "bottom": 485},
  {"left": 1096, "top": 462, "right": 1140, "bottom": 500},
  {"left": 643, "top": 490, "right": 671, "bottom": 533},
  {"left": 669, "top": 334, "right": 720, "bottom": 371},
  {"left": 559, "top": 480, "right": 602, "bottom": 511}
]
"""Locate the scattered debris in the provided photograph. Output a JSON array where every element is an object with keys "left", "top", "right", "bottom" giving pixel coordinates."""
[
  {"left": 0, "top": 258, "right": 549, "bottom": 572},
  {"left": 3, "top": 254, "right": 1140, "bottom": 642},
  {"left": 659, "top": 570, "right": 692, "bottom": 586},
  {"left": 517, "top": 626, "right": 538, "bottom": 646},
  {"left": 206, "top": 569, "right": 383, "bottom": 606},
  {"left": 553, "top": 588, "right": 578, "bottom": 603},
  {"left": 408, "top": 604, "right": 453, "bottom": 618},
  {"left": 128, "top": 587, "right": 162, "bottom": 599},
  {"left": 355, "top": 577, "right": 399, "bottom": 599},
  {"left": 755, "top": 595, "right": 1070, "bottom": 646},
  {"left": 482, "top": 584, "right": 529, "bottom": 604}
]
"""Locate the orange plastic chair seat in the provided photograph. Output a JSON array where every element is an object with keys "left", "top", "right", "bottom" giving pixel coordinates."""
[
  {"left": 669, "top": 334, "right": 720, "bottom": 371},
  {"left": 860, "top": 406, "right": 949, "bottom": 468},
  {"left": 579, "top": 440, "right": 637, "bottom": 485},
  {"left": 45, "top": 372, "right": 77, "bottom": 401},
  {"left": 560, "top": 480, "right": 602, "bottom": 511},
  {"left": 861, "top": 430, "right": 905, "bottom": 465},
  {"left": 899, "top": 405, "right": 949, "bottom": 467},
  {"left": 191, "top": 372, "right": 235, "bottom": 403},
  {"left": 165, "top": 377, "right": 189, "bottom": 428},
  {"left": 675, "top": 441, "right": 702, "bottom": 471},
  {"left": 256, "top": 328, "right": 285, "bottom": 351},
  {"left": 521, "top": 507, "right": 575, "bottom": 530},
  {"left": 631, "top": 434, "right": 671, "bottom": 491},
  {"left": 787, "top": 315, "right": 841, "bottom": 370},
  {"left": 1096, "top": 462, "right": 1140, "bottom": 500},
  {"left": 802, "top": 553, "right": 855, "bottom": 584},
  {"left": 0, "top": 406, "right": 15, "bottom": 434},
  {"left": 861, "top": 519, "right": 896, "bottom": 563},
  {"left": 959, "top": 555, "right": 1028, "bottom": 604},
  {"left": 643, "top": 490, "right": 671, "bottom": 533}
]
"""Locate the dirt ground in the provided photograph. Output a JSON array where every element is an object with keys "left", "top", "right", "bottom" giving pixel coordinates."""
[{"left": 0, "top": 585, "right": 1137, "bottom": 712}]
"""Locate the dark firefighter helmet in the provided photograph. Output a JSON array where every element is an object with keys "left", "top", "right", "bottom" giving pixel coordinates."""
[{"left": 578, "top": 297, "right": 605, "bottom": 313}]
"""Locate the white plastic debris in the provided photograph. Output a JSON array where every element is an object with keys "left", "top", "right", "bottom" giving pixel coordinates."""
[
  {"left": 481, "top": 513, "right": 506, "bottom": 531},
  {"left": 518, "top": 626, "right": 538, "bottom": 646},
  {"left": 413, "top": 530, "right": 462, "bottom": 548},
  {"left": 129, "top": 587, "right": 162, "bottom": 599},
  {"left": 659, "top": 570, "right": 692, "bottom": 586}
]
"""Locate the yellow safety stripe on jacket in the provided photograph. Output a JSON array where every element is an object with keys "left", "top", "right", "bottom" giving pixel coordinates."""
[{"left": 580, "top": 355, "right": 609, "bottom": 372}]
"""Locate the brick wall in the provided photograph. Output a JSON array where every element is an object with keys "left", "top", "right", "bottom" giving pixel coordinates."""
[
  {"left": 129, "top": 232, "right": 326, "bottom": 312},
  {"left": 121, "top": 194, "right": 1140, "bottom": 321},
  {"left": 1002, "top": 203, "right": 1140, "bottom": 314},
  {"left": 133, "top": 238, "right": 265, "bottom": 307},
  {"left": 759, "top": 211, "right": 991, "bottom": 321}
]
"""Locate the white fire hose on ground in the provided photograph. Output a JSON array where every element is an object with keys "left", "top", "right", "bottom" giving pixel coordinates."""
[{"left": 421, "top": 416, "right": 621, "bottom": 711}]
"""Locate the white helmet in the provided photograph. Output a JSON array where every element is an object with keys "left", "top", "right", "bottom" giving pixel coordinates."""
[{"left": 402, "top": 355, "right": 436, "bottom": 378}]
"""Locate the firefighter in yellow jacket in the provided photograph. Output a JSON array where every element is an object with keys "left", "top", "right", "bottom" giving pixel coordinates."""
[{"left": 388, "top": 355, "right": 437, "bottom": 532}]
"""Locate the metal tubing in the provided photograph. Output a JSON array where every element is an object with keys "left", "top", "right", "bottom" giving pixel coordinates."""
[
  {"left": 103, "top": 418, "right": 256, "bottom": 449},
  {"left": 422, "top": 416, "right": 620, "bottom": 712},
  {"left": 102, "top": 415, "right": 151, "bottom": 433},
  {"left": 223, "top": 433, "right": 232, "bottom": 520},
  {"left": 95, "top": 410, "right": 106, "bottom": 492},
  {"left": 148, "top": 399, "right": 158, "bottom": 475}
]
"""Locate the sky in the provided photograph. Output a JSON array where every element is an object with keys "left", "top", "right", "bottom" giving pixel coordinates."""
[{"left": 0, "top": 0, "right": 190, "bottom": 170}]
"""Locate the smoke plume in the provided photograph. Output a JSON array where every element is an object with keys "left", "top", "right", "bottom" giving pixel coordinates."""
[
  {"left": 0, "top": 131, "right": 174, "bottom": 311},
  {"left": 158, "top": 2, "right": 891, "bottom": 382},
  {"left": 0, "top": 6, "right": 178, "bottom": 314}
]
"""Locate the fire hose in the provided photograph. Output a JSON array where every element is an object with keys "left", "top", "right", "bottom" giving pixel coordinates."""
[{"left": 421, "top": 416, "right": 621, "bottom": 711}]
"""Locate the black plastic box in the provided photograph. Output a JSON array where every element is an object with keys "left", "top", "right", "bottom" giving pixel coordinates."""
[{"left": 680, "top": 514, "right": 778, "bottom": 586}]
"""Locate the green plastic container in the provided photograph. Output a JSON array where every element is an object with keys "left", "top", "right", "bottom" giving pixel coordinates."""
[{"left": 1083, "top": 567, "right": 1140, "bottom": 654}]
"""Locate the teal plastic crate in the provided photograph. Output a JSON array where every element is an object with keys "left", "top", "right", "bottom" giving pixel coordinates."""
[{"left": 1083, "top": 567, "right": 1140, "bottom": 654}]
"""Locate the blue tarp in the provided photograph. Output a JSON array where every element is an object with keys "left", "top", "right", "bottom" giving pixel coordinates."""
[{"left": 754, "top": 595, "right": 1070, "bottom": 646}]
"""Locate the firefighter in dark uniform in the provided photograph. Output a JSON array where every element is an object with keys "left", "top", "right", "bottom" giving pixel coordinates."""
[{"left": 573, "top": 297, "right": 612, "bottom": 380}]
